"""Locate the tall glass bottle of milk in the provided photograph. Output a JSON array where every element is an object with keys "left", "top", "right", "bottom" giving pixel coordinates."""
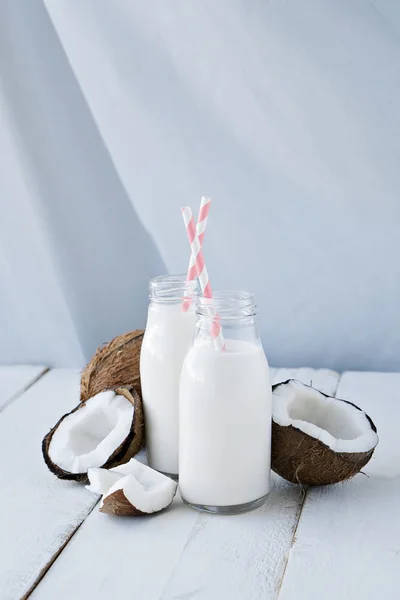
[
  {"left": 179, "top": 291, "right": 271, "bottom": 514},
  {"left": 140, "top": 274, "right": 198, "bottom": 478}
]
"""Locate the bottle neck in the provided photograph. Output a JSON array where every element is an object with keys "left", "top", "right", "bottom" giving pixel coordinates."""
[
  {"left": 149, "top": 274, "right": 199, "bottom": 306},
  {"left": 195, "top": 291, "right": 261, "bottom": 346}
]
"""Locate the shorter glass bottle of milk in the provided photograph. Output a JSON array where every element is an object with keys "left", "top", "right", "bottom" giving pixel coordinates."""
[
  {"left": 179, "top": 291, "right": 271, "bottom": 514},
  {"left": 140, "top": 274, "right": 198, "bottom": 478}
]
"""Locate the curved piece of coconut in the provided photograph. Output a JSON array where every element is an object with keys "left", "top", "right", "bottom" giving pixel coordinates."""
[
  {"left": 272, "top": 380, "right": 378, "bottom": 486},
  {"left": 85, "top": 457, "right": 147, "bottom": 495},
  {"left": 86, "top": 459, "right": 178, "bottom": 516},
  {"left": 80, "top": 330, "right": 144, "bottom": 402},
  {"left": 42, "top": 387, "right": 143, "bottom": 483}
]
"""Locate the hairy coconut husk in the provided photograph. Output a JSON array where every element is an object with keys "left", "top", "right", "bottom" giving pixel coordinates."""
[
  {"left": 271, "top": 421, "right": 376, "bottom": 486},
  {"left": 100, "top": 489, "right": 146, "bottom": 516},
  {"left": 81, "top": 330, "right": 144, "bottom": 402},
  {"left": 271, "top": 381, "right": 378, "bottom": 486},
  {"left": 42, "top": 386, "right": 144, "bottom": 483}
]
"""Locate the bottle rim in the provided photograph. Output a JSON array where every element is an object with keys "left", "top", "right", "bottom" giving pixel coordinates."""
[
  {"left": 197, "top": 290, "right": 256, "bottom": 318},
  {"left": 149, "top": 273, "right": 199, "bottom": 301}
]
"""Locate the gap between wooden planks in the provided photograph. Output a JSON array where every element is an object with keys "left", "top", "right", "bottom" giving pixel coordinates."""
[
  {"left": 0, "top": 365, "right": 48, "bottom": 412},
  {"left": 28, "top": 368, "right": 340, "bottom": 600}
]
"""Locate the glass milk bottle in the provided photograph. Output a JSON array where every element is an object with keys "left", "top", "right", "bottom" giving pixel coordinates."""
[
  {"left": 140, "top": 274, "right": 198, "bottom": 478},
  {"left": 179, "top": 291, "right": 271, "bottom": 514}
]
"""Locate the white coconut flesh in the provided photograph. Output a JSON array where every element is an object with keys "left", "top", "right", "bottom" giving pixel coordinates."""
[
  {"left": 85, "top": 458, "right": 143, "bottom": 495},
  {"left": 273, "top": 380, "right": 378, "bottom": 453},
  {"left": 85, "top": 467, "right": 122, "bottom": 495},
  {"left": 48, "top": 391, "right": 134, "bottom": 473},
  {"left": 87, "top": 459, "right": 178, "bottom": 513}
]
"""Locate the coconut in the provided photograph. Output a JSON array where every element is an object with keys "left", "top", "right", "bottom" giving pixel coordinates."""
[
  {"left": 42, "top": 387, "right": 143, "bottom": 483},
  {"left": 272, "top": 380, "right": 378, "bottom": 486},
  {"left": 86, "top": 459, "right": 178, "bottom": 516},
  {"left": 80, "top": 330, "right": 144, "bottom": 402}
]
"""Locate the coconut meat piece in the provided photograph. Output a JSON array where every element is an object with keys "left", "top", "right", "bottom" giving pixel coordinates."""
[
  {"left": 99, "top": 460, "right": 178, "bottom": 513},
  {"left": 86, "top": 457, "right": 145, "bottom": 495},
  {"left": 85, "top": 467, "right": 123, "bottom": 495},
  {"left": 48, "top": 391, "right": 134, "bottom": 474},
  {"left": 273, "top": 380, "right": 378, "bottom": 453}
]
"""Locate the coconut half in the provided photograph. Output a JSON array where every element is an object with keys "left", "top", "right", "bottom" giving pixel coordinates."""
[
  {"left": 272, "top": 380, "right": 379, "bottom": 486},
  {"left": 86, "top": 459, "right": 178, "bottom": 516},
  {"left": 42, "top": 387, "right": 143, "bottom": 482}
]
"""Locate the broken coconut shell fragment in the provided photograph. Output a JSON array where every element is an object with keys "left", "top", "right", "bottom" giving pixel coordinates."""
[
  {"left": 101, "top": 488, "right": 146, "bottom": 516},
  {"left": 271, "top": 380, "right": 378, "bottom": 486},
  {"left": 42, "top": 387, "right": 143, "bottom": 483},
  {"left": 80, "top": 330, "right": 144, "bottom": 402},
  {"left": 86, "top": 459, "right": 178, "bottom": 516}
]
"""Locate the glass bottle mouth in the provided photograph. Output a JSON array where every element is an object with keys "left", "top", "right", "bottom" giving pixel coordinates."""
[
  {"left": 149, "top": 273, "right": 199, "bottom": 302},
  {"left": 197, "top": 290, "right": 256, "bottom": 318}
]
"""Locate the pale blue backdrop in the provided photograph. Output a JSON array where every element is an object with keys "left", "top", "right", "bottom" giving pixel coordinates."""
[{"left": 0, "top": 0, "right": 399, "bottom": 371}]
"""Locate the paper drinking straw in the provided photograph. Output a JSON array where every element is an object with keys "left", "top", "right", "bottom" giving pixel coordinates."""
[
  {"left": 182, "top": 205, "right": 225, "bottom": 351},
  {"left": 187, "top": 196, "right": 211, "bottom": 280},
  {"left": 182, "top": 196, "right": 211, "bottom": 311}
]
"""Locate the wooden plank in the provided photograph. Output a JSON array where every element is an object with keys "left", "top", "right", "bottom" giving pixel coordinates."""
[
  {"left": 0, "top": 365, "right": 47, "bottom": 411},
  {"left": 160, "top": 477, "right": 305, "bottom": 600},
  {"left": 32, "top": 369, "right": 339, "bottom": 600},
  {"left": 31, "top": 491, "right": 200, "bottom": 600},
  {"left": 279, "top": 372, "right": 400, "bottom": 600},
  {"left": 0, "top": 369, "right": 99, "bottom": 600}
]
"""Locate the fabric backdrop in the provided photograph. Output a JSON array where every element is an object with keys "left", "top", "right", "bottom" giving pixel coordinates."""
[{"left": 0, "top": 0, "right": 399, "bottom": 371}]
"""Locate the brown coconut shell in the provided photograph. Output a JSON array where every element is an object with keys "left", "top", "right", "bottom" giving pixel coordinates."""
[
  {"left": 100, "top": 489, "right": 147, "bottom": 516},
  {"left": 271, "top": 381, "right": 378, "bottom": 486},
  {"left": 272, "top": 421, "right": 376, "bottom": 486},
  {"left": 81, "top": 330, "right": 144, "bottom": 402},
  {"left": 42, "top": 386, "right": 144, "bottom": 483}
]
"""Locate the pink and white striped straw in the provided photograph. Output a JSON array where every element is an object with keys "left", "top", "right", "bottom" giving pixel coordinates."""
[
  {"left": 182, "top": 196, "right": 211, "bottom": 311},
  {"left": 181, "top": 205, "right": 225, "bottom": 351},
  {"left": 187, "top": 196, "right": 211, "bottom": 281}
]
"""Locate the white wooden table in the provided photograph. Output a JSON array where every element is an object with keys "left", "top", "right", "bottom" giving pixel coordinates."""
[{"left": 1, "top": 366, "right": 398, "bottom": 600}]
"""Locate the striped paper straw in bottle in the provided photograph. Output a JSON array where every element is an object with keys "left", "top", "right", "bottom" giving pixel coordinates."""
[
  {"left": 182, "top": 196, "right": 211, "bottom": 311},
  {"left": 181, "top": 205, "right": 225, "bottom": 351}
]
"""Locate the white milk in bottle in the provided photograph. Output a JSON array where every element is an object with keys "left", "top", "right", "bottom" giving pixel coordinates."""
[
  {"left": 179, "top": 291, "right": 271, "bottom": 513},
  {"left": 140, "top": 274, "right": 198, "bottom": 477}
]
